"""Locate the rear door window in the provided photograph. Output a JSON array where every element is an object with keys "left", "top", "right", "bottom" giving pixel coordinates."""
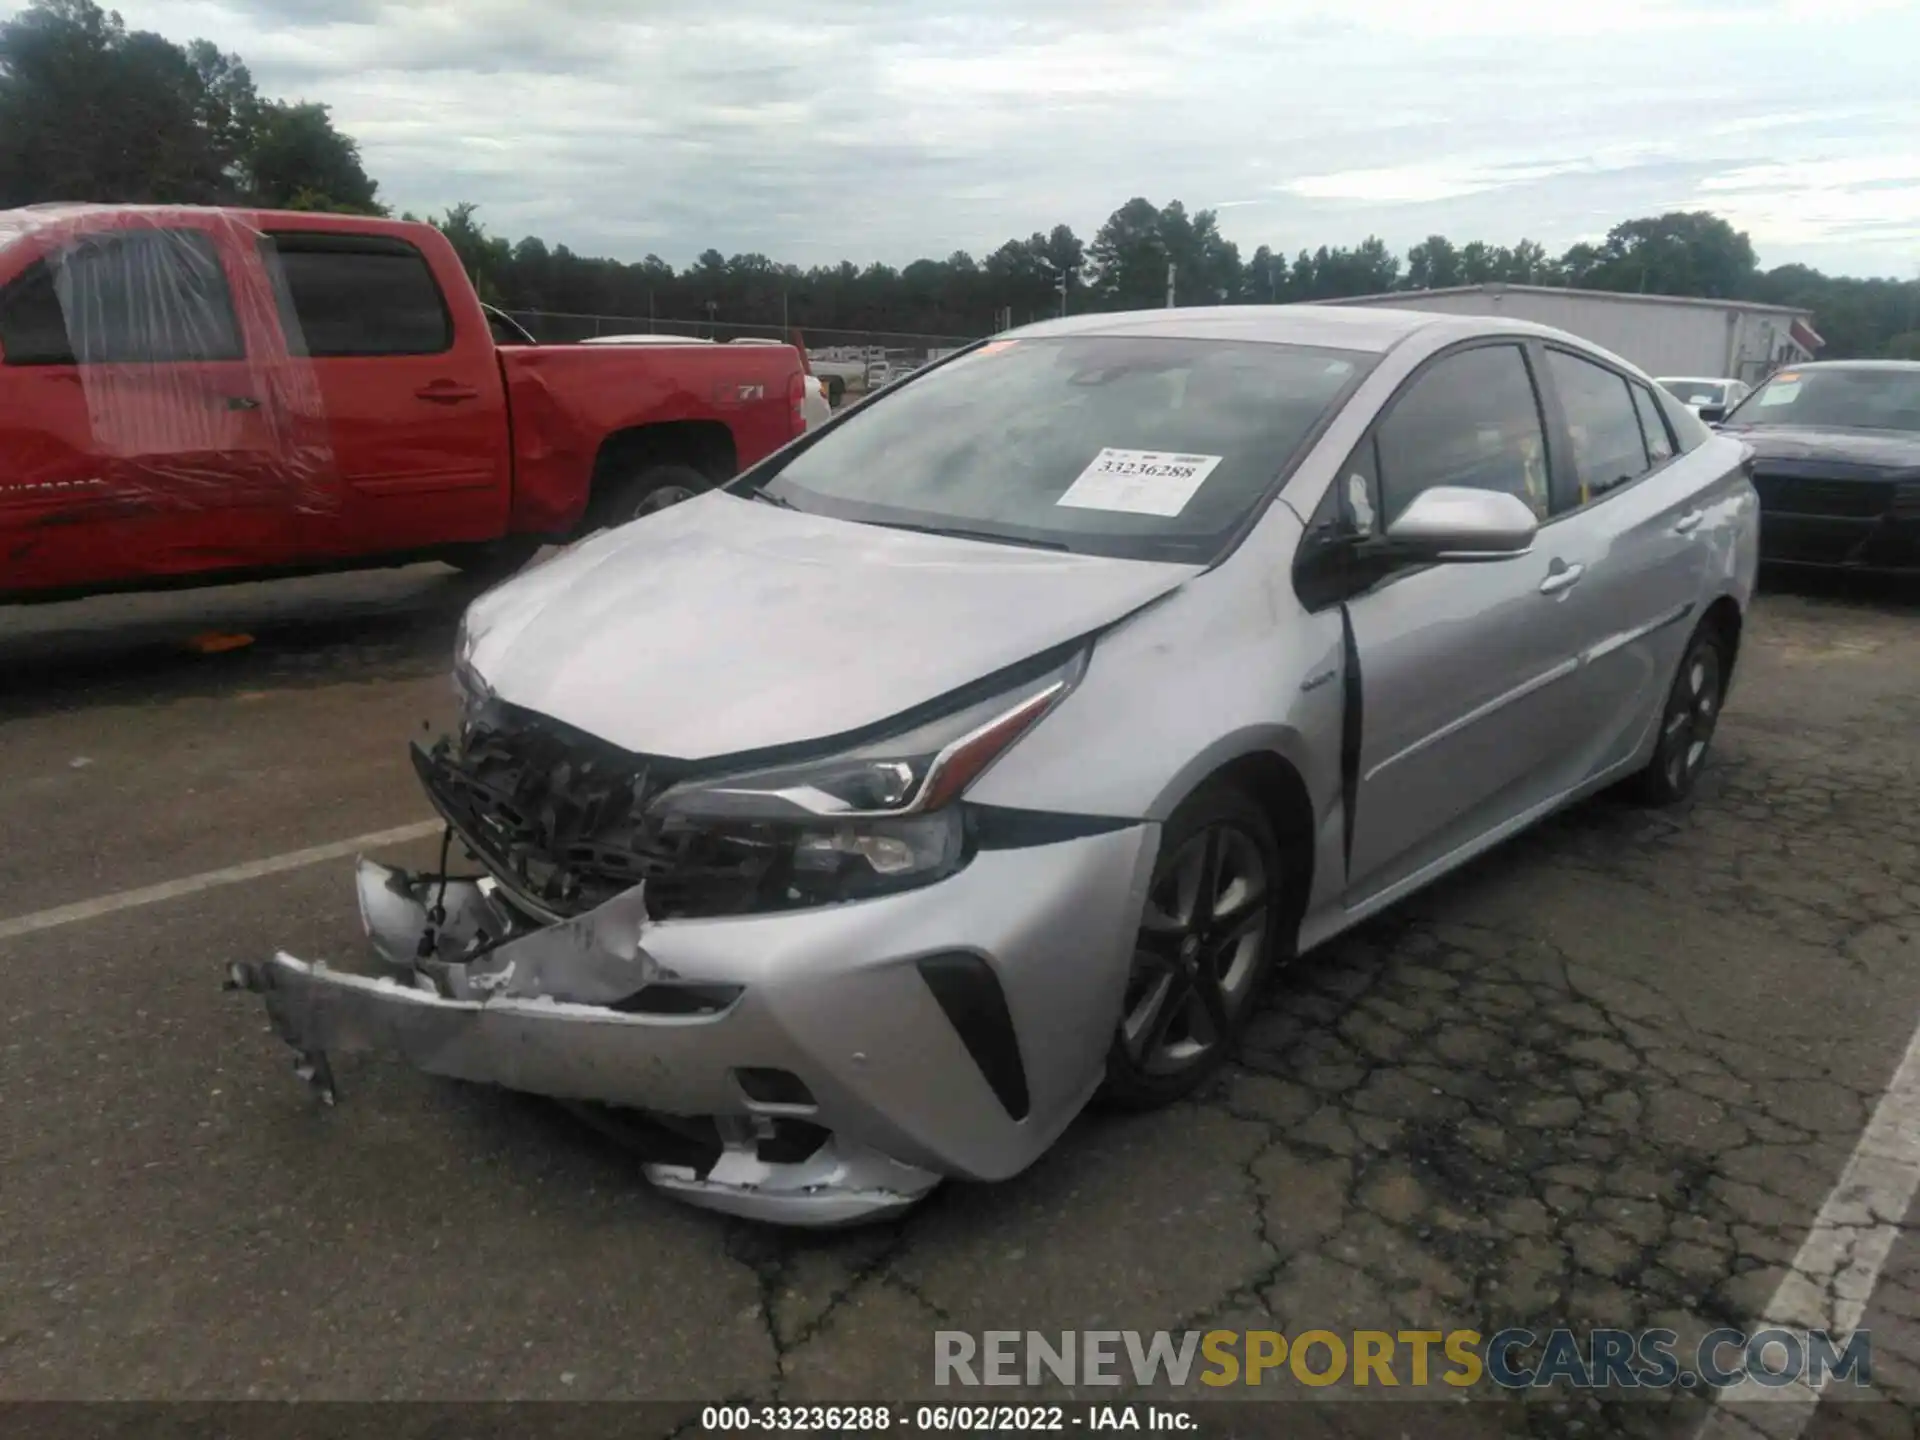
[
  {"left": 262, "top": 233, "right": 452, "bottom": 357},
  {"left": 1545, "top": 348, "right": 1651, "bottom": 509},
  {"left": 0, "top": 230, "right": 243, "bottom": 365}
]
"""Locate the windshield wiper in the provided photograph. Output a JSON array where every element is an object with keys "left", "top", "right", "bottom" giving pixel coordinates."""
[
  {"left": 744, "top": 487, "right": 800, "bottom": 510},
  {"left": 860, "top": 519, "right": 1073, "bottom": 552}
]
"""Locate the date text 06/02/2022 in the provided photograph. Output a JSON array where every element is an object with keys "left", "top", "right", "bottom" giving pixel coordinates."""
[{"left": 700, "top": 1404, "right": 1194, "bottom": 1431}]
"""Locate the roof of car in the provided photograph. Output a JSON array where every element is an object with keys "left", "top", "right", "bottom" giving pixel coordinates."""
[{"left": 1008, "top": 304, "right": 1571, "bottom": 355}]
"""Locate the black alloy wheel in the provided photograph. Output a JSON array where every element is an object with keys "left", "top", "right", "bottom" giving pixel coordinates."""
[
  {"left": 1104, "top": 786, "right": 1285, "bottom": 1108},
  {"left": 1631, "top": 625, "right": 1727, "bottom": 804}
]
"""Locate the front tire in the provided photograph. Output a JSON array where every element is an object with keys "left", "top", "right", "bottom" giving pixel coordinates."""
[
  {"left": 1628, "top": 623, "right": 1728, "bottom": 805},
  {"left": 1102, "top": 785, "right": 1287, "bottom": 1109}
]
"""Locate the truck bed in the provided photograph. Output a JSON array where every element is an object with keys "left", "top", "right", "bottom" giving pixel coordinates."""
[{"left": 497, "top": 342, "right": 804, "bottom": 536}]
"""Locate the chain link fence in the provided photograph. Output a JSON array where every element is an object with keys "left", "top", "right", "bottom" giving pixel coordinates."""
[{"left": 501, "top": 309, "right": 983, "bottom": 402}]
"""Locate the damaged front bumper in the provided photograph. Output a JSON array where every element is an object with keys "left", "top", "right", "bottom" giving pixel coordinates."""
[{"left": 231, "top": 821, "right": 1155, "bottom": 1227}]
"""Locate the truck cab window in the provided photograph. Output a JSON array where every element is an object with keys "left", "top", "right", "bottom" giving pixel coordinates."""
[
  {"left": 262, "top": 233, "right": 452, "bottom": 357},
  {"left": 0, "top": 261, "right": 72, "bottom": 364},
  {"left": 0, "top": 231, "right": 241, "bottom": 366}
]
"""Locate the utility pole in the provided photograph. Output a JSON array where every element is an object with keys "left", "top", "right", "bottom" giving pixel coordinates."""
[
  {"left": 1166, "top": 262, "right": 1176, "bottom": 308},
  {"left": 782, "top": 291, "right": 789, "bottom": 332}
]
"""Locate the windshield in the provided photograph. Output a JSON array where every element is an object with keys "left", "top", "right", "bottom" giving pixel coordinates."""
[
  {"left": 1726, "top": 367, "right": 1920, "bottom": 433},
  {"left": 1660, "top": 379, "right": 1726, "bottom": 406},
  {"left": 741, "top": 335, "right": 1374, "bottom": 562}
]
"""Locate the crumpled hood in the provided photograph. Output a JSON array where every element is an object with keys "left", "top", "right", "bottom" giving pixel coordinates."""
[
  {"left": 1730, "top": 425, "right": 1920, "bottom": 477},
  {"left": 462, "top": 493, "right": 1199, "bottom": 760}
]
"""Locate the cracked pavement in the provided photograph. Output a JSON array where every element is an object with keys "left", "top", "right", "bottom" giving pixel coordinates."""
[{"left": 2, "top": 567, "right": 1917, "bottom": 1437}]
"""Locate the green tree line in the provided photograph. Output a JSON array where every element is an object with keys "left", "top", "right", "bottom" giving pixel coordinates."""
[
  {"left": 6, "top": 0, "right": 1917, "bottom": 358},
  {"left": 0, "top": 0, "right": 382, "bottom": 216}
]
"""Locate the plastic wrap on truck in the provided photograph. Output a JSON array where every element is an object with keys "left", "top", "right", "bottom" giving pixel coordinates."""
[{"left": 0, "top": 206, "right": 337, "bottom": 554}]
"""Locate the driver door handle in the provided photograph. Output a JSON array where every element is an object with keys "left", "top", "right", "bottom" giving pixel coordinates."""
[
  {"left": 1673, "top": 510, "right": 1704, "bottom": 534},
  {"left": 1539, "top": 562, "right": 1585, "bottom": 595}
]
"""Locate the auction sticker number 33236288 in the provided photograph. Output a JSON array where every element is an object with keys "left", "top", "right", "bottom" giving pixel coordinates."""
[{"left": 1055, "top": 448, "right": 1225, "bottom": 517}]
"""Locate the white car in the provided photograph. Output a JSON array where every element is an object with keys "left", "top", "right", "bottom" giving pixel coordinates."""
[{"left": 1657, "top": 376, "right": 1751, "bottom": 419}]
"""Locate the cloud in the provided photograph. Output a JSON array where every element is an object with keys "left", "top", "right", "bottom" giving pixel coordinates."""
[{"left": 7, "top": 0, "right": 1919, "bottom": 277}]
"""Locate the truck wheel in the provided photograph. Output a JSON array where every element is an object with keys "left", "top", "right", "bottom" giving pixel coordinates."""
[{"left": 589, "top": 462, "right": 712, "bottom": 531}]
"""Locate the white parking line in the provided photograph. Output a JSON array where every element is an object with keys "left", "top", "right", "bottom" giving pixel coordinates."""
[
  {"left": 0, "top": 820, "right": 442, "bottom": 942},
  {"left": 1694, "top": 1018, "right": 1920, "bottom": 1438}
]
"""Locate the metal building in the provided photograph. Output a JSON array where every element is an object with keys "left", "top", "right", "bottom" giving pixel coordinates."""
[{"left": 1321, "top": 283, "right": 1823, "bottom": 384}]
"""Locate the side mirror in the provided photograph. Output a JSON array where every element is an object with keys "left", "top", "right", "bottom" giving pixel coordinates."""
[
  {"left": 1385, "top": 486, "right": 1537, "bottom": 562},
  {"left": 1696, "top": 403, "right": 1727, "bottom": 424}
]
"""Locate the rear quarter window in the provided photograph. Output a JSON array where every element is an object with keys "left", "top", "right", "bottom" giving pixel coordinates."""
[{"left": 1656, "top": 386, "right": 1714, "bottom": 453}]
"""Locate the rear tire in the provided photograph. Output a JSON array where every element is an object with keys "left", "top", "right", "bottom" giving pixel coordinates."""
[
  {"left": 1627, "top": 623, "right": 1728, "bottom": 805},
  {"left": 823, "top": 375, "right": 846, "bottom": 405},
  {"left": 585, "top": 462, "right": 712, "bottom": 533},
  {"left": 1101, "top": 784, "right": 1288, "bottom": 1110}
]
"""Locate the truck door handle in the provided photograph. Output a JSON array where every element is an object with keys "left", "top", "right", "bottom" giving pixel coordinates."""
[
  {"left": 416, "top": 381, "right": 480, "bottom": 403},
  {"left": 224, "top": 395, "right": 261, "bottom": 411},
  {"left": 1539, "top": 562, "right": 1585, "bottom": 595},
  {"left": 1673, "top": 511, "right": 1704, "bottom": 534}
]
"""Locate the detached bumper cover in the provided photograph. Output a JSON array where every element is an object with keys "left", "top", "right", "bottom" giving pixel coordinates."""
[{"left": 233, "top": 822, "right": 1156, "bottom": 1226}]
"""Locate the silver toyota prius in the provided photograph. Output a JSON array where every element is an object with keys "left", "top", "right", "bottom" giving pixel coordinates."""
[{"left": 232, "top": 305, "right": 1759, "bottom": 1226}]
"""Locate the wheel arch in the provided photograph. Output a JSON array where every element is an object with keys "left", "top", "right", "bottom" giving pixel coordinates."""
[
  {"left": 591, "top": 420, "right": 738, "bottom": 493},
  {"left": 1700, "top": 592, "right": 1744, "bottom": 683},
  {"left": 1152, "top": 739, "right": 1318, "bottom": 955}
]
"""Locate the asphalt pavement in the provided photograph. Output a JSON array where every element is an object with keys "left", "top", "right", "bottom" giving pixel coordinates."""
[{"left": 2, "top": 563, "right": 1917, "bottom": 1438}]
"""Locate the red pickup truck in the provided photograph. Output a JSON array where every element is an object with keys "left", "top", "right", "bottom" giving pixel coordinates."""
[{"left": 0, "top": 205, "right": 808, "bottom": 601}]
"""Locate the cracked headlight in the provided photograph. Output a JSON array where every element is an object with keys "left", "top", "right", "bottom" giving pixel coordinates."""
[{"left": 647, "top": 648, "right": 1087, "bottom": 901}]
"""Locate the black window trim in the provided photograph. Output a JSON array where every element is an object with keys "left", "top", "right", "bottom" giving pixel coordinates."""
[
  {"left": 259, "top": 229, "right": 455, "bottom": 358},
  {"left": 0, "top": 227, "right": 248, "bottom": 367},
  {"left": 1535, "top": 341, "right": 1687, "bottom": 518}
]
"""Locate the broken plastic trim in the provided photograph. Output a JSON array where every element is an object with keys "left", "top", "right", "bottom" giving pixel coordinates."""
[{"left": 225, "top": 857, "right": 945, "bottom": 1225}]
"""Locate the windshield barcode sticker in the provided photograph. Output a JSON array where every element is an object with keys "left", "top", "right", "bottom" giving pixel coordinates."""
[{"left": 1055, "top": 448, "right": 1225, "bottom": 516}]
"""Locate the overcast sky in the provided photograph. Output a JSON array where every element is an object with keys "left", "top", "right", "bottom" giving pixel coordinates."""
[{"left": 16, "top": 0, "right": 1920, "bottom": 276}]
